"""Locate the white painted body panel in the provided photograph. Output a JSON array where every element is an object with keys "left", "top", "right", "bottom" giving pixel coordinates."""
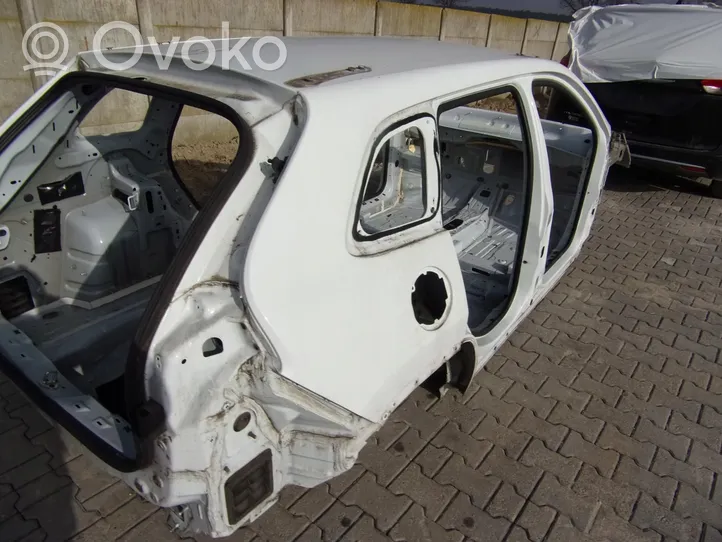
[{"left": 0, "top": 37, "right": 612, "bottom": 538}]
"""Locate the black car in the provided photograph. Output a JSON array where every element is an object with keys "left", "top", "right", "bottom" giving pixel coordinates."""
[{"left": 561, "top": 52, "right": 722, "bottom": 198}]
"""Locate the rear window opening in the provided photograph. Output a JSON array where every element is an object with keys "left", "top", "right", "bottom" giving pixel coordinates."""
[
  {"left": 171, "top": 106, "right": 240, "bottom": 207},
  {"left": 0, "top": 78, "right": 248, "bottom": 420}
]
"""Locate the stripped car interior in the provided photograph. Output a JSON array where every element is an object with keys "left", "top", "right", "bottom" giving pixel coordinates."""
[{"left": 0, "top": 78, "right": 243, "bottom": 422}]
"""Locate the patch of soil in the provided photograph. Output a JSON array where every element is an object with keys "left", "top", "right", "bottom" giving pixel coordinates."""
[
  {"left": 467, "top": 95, "right": 518, "bottom": 114},
  {"left": 172, "top": 138, "right": 240, "bottom": 206}
]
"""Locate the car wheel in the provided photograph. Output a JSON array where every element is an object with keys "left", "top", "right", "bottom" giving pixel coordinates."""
[{"left": 712, "top": 179, "right": 722, "bottom": 199}]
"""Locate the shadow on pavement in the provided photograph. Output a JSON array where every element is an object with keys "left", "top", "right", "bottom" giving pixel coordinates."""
[
  {"left": 605, "top": 165, "right": 714, "bottom": 198},
  {"left": 0, "top": 378, "right": 98, "bottom": 542}
]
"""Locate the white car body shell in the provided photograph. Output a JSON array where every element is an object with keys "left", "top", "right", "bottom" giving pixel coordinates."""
[{"left": 0, "top": 37, "right": 613, "bottom": 537}]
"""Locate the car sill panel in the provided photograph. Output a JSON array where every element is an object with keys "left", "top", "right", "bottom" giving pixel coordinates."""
[
  {"left": 0, "top": 320, "right": 138, "bottom": 471},
  {"left": 630, "top": 153, "right": 707, "bottom": 171}
]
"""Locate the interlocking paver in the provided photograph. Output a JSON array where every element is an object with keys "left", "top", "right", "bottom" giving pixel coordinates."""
[
  {"left": 9, "top": 405, "right": 52, "bottom": 440},
  {"left": 675, "top": 484, "right": 722, "bottom": 531},
  {"left": 572, "top": 373, "right": 622, "bottom": 406},
  {"left": 0, "top": 454, "right": 52, "bottom": 493},
  {"left": 476, "top": 369, "right": 514, "bottom": 398},
  {"left": 83, "top": 482, "right": 136, "bottom": 516},
  {"left": 633, "top": 363, "right": 682, "bottom": 394},
  {"left": 15, "top": 470, "right": 72, "bottom": 511},
  {"left": 618, "top": 342, "right": 664, "bottom": 372},
  {"left": 572, "top": 465, "right": 638, "bottom": 519},
  {"left": 612, "top": 456, "right": 677, "bottom": 509},
  {"left": 288, "top": 485, "right": 335, "bottom": 522},
  {"left": 388, "top": 503, "right": 463, "bottom": 542},
  {"left": 467, "top": 388, "right": 522, "bottom": 427},
  {"left": 547, "top": 403, "right": 603, "bottom": 442},
  {"left": 692, "top": 356, "right": 722, "bottom": 380},
  {"left": 519, "top": 438, "right": 581, "bottom": 487},
  {"left": 604, "top": 368, "right": 653, "bottom": 401},
  {"left": 647, "top": 337, "right": 692, "bottom": 366},
  {"left": 688, "top": 441, "right": 722, "bottom": 475},
  {"left": 339, "top": 473, "right": 410, "bottom": 532},
  {"left": 591, "top": 505, "right": 661, "bottom": 542},
  {"left": 676, "top": 335, "right": 718, "bottom": 363},
  {"left": 325, "top": 465, "right": 365, "bottom": 500},
  {"left": 485, "top": 482, "right": 524, "bottom": 523},
  {"left": 70, "top": 497, "right": 156, "bottom": 541},
  {"left": 680, "top": 381, "right": 722, "bottom": 411},
  {"left": 314, "top": 500, "right": 363, "bottom": 541},
  {"left": 632, "top": 493, "right": 703, "bottom": 541},
  {"left": 498, "top": 360, "right": 545, "bottom": 393},
  {"left": 597, "top": 424, "right": 655, "bottom": 468},
  {"left": 529, "top": 474, "right": 598, "bottom": 532},
  {"left": 388, "top": 463, "right": 455, "bottom": 520},
  {"left": 653, "top": 448, "right": 714, "bottom": 496},
  {"left": 663, "top": 358, "right": 711, "bottom": 389},
  {"left": 438, "top": 492, "right": 510, "bottom": 542},
  {"left": 510, "top": 409, "right": 567, "bottom": 451},
  {"left": 477, "top": 447, "right": 542, "bottom": 499},
  {"left": 514, "top": 501, "right": 555, "bottom": 542},
  {"left": 471, "top": 416, "right": 531, "bottom": 459},
  {"left": 617, "top": 392, "right": 671, "bottom": 428},
  {"left": 634, "top": 418, "right": 691, "bottom": 460},
  {"left": 435, "top": 455, "right": 500, "bottom": 509},
  {"left": 31, "top": 427, "right": 85, "bottom": 470},
  {"left": 528, "top": 356, "right": 577, "bottom": 385},
  {"left": 538, "top": 378, "right": 589, "bottom": 412},
  {"left": 0, "top": 426, "right": 44, "bottom": 475},
  {"left": 584, "top": 397, "right": 638, "bottom": 435},
  {"left": 338, "top": 515, "right": 391, "bottom": 542},
  {"left": 386, "top": 395, "right": 444, "bottom": 442},
  {"left": 546, "top": 515, "right": 595, "bottom": 542},
  {"left": 429, "top": 392, "right": 485, "bottom": 433},
  {"left": 431, "top": 423, "right": 491, "bottom": 467},
  {"left": 414, "top": 443, "right": 452, "bottom": 478},
  {"left": 559, "top": 431, "right": 619, "bottom": 478},
  {"left": 0, "top": 514, "right": 39, "bottom": 542},
  {"left": 22, "top": 486, "right": 101, "bottom": 540},
  {"left": 357, "top": 439, "right": 413, "bottom": 487},
  {"left": 503, "top": 383, "right": 555, "bottom": 418}
]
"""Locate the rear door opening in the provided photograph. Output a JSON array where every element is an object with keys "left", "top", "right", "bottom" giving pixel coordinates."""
[
  {"left": 0, "top": 73, "right": 249, "bottom": 469},
  {"left": 533, "top": 81, "right": 596, "bottom": 271},
  {"left": 438, "top": 88, "right": 532, "bottom": 335}
]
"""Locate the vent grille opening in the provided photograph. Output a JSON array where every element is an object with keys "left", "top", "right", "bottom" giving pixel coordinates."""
[
  {"left": 224, "top": 449, "right": 273, "bottom": 525},
  {"left": 0, "top": 277, "right": 35, "bottom": 319}
]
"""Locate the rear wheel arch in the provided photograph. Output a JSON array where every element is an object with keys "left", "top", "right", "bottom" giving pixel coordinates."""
[{"left": 422, "top": 340, "right": 478, "bottom": 397}]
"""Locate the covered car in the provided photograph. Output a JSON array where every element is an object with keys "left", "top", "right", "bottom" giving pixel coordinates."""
[{"left": 561, "top": 3, "right": 722, "bottom": 196}]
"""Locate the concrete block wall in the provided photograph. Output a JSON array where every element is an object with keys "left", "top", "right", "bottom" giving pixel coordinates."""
[
  {"left": 377, "top": 2, "right": 442, "bottom": 39},
  {"left": 0, "top": 0, "right": 35, "bottom": 121},
  {"left": 2, "top": 0, "right": 572, "bottom": 138},
  {"left": 440, "top": 9, "right": 491, "bottom": 46},
  {"left": 523, "top": 18, "right": 560, "bottom": 59},
  {"left": 287, "top": 0, "right": 376, "bottom": 37}
]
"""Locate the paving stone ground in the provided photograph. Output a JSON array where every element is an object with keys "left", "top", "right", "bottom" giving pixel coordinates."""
[{"left": 2, "top": 170, "right": 722, "bottom": 542}]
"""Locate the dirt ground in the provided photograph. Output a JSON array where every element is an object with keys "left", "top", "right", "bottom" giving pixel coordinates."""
[
  {"left": 172, "top": 138, "right": 240, "bottom": 206},
  {"left": 469, "top": 88, "right": 552, "bottom": 117}
]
